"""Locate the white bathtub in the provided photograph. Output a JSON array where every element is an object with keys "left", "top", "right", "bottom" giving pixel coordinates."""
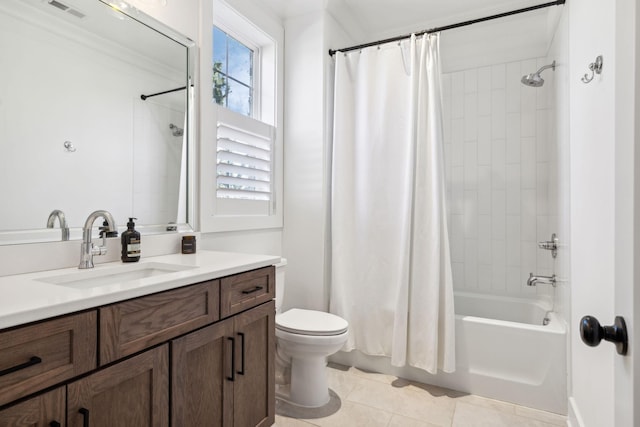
[
  {"left": 331, "top": 291, "right": 567, "bottom": 415},
  {"left": 439, "top": 291, "right": 567, "bottom": 414}
]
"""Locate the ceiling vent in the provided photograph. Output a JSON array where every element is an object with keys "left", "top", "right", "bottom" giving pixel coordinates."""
[
  {"left": 48, "top": 0, "right": 69, "bottom": 11},
  {"left": 47, "top": 0, "right": 86, "bottom": 18}
]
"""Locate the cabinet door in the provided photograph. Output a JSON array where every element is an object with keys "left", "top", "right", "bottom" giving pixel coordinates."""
[
  {"left": 0, "top": 386, "right": 65, "bottom": 427},
  {"left": 67, "top": 345, "right": 168, "bottom": 427},
  {"left": 233, "top": 301, "right": 275, "bottom": 427},
  {"left": 171, "top": 317, "right": 234, "bottom": 427}
]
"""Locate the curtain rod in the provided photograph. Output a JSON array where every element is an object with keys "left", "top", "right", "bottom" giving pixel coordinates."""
[
  {"left": 328, "top": 0, "right": 566, "bottom": 56},
  {"left": 140, "top": 86, "right": 187, "bottom": 101}
]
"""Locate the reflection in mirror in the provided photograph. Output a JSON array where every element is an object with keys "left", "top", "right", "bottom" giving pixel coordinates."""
[{"left": 0, "top": 0, "right": 195, "bottom": 245}]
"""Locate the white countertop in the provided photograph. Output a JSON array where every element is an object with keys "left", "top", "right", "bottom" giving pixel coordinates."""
[{"left": 0, "top": 250, "right": 280, "bottom": 330}]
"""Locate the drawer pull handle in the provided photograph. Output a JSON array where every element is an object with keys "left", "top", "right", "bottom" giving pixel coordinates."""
[
  {"left": 227, "top": 337, "right": 235, "bottom": 382},
  {"left": 79, "top": 407, "right": 90, "bottom": 427},
  {"left": 50, "top": 422, "right": 61, "bottom": 427},
  {"left": 238, "top": 332, "right": 246, "bottom": 375},
  {"left": 0, "top": 356, "right": 42, "bottom": 377},
  {"left": 242, "top": 286, "right": 264, "bottom": 295}
]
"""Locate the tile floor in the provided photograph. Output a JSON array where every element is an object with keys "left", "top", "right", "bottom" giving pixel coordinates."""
[{"left": 275, "top": 363, "right": 567, "bottom": 427}]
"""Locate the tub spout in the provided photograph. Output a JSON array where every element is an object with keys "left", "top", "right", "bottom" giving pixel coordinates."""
[{"left": 527, "top": 273, "right": 556, "bottom": 287}]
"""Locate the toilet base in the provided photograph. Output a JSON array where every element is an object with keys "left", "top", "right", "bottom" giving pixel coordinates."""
[{"left": 285, "top": 356, "right": 330, "bottom": 408}]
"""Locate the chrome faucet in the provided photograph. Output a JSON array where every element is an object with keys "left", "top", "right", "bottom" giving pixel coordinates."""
[
  {"left": 46, "top": 209, "right": 70, "bottom": 241},
  {"left": 79, "top": 210, "right": 117, "bottom": 269},
  {"left": 527, "top": 273, "right": 557, "bottom": 287}
]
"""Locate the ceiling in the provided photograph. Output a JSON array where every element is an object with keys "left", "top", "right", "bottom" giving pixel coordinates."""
[{"left": 260, "top": 0, "right": 560, "bottom": 40}]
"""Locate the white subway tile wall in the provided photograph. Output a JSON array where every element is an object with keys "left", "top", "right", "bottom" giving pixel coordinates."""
[{"left": 442, "top": 57, "right": 555, "bottom": 298}]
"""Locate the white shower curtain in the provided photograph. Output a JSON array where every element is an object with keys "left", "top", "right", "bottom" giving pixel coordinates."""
[{"left": 330, "top": 34, "right": 455, "bottom": 373}]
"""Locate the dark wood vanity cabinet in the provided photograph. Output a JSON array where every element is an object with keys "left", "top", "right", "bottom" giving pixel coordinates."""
[
  {"left": 0, "top": 266, "right": 275, "bottom": 427},
  {"left": 171, "top": 300, "right": 275, "bottom": 427}
]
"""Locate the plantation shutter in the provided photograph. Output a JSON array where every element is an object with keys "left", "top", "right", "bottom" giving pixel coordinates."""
[{"left": 216, "top": 108, "right": 275, "bottom": 204}]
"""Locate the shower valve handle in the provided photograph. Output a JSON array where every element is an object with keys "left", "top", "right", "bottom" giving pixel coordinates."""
[
  {"left": 580, "top": 315, "right": 628, "bottom": 355},
  {"left": 538, "top": 233, "right": 559, "bottom": 258}
]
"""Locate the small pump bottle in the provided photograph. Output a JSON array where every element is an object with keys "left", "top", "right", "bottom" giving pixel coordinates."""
[{"left": 121, "top": 217, "right": 141, "bottom": 262}]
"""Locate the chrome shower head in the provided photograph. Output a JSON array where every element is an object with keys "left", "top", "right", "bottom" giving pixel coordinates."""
[
  {"left": 521, "top": 61, "right": 556, "bottom": 87},
  {"left": 521, "top": 73, "right": 545, "bottom": 87}
]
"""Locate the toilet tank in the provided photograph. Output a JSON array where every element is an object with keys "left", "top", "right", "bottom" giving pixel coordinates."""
[{"left": 275, "top": 258, "right": 287, "bottom": 313}]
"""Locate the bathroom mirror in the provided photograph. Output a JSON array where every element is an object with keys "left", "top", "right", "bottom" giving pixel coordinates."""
[{"left": 0, "top": 0, "right": 196, "bottom": 245}]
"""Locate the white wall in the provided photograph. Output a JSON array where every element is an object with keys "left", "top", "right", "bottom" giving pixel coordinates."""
[
  {"left": 126, "top": 0, "right": 200, "bottom": 42},
  {"left": 282, "top": 11, "right": 325, "bottom": 311},
  {"left": 442, "top": 57, "right": 556, "bottom": 300},
  {"left": 281, "top": 11, "right": 354, "bottom": 312}
]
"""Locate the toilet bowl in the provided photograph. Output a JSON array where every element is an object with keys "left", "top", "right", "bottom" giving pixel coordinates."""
[{"left": 275, "top": 261, "right": 349, "bottom": 408}]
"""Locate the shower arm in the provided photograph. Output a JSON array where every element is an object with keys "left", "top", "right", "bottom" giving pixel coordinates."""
[{"left": 535, "top": 61, "right": 556, "bottom": 75}]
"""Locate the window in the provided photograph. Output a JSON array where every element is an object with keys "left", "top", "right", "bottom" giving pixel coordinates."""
[
  {"left": 213, "top": 27, "right": 255, "bottom": 117},
  {"left": 200, "top": 0, "right": 283, "bottom": 232}
]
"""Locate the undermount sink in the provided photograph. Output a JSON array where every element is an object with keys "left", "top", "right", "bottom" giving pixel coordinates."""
[{"left": 38, "top": 262, "right": 196, "bottom": 289}]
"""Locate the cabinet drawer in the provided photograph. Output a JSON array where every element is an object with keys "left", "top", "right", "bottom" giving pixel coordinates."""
[
  {"left": 0, "top": 312, "right": 97, "bottom": 406},
  {"left": 100, "top": 280, "right": 219, "bottom": 365},
  {"left": 220, "top": 266, "right": 275, "bottom": 318}
]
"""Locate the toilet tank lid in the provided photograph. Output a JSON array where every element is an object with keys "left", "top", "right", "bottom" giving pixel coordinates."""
[{"left": 276, "top": 308, "right": 348, "bottom": 336}]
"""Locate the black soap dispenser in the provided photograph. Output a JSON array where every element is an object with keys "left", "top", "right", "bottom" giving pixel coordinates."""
[{"left": 121, "top": 217, "right": 141, "bottom": 262}]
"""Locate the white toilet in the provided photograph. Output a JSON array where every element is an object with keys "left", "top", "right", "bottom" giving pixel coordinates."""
[{"left": 275, "top": 260, "right": 349, "bottom": 408}]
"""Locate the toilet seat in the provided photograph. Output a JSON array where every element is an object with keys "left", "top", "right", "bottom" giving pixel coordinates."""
[{"left": 276, "top": 308, "right": 348, "bottom": 336}]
